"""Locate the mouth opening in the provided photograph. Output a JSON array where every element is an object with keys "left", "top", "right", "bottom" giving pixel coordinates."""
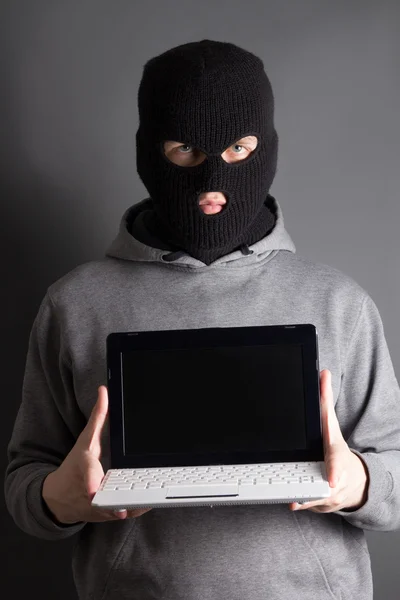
[{"left": 198, "top": 191, "right": 229, "bottom": 215}]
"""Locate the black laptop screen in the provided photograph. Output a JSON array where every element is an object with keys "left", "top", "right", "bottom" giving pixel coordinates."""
[{"left": 121, "top": 343, "right": 307, "bottom": 456}]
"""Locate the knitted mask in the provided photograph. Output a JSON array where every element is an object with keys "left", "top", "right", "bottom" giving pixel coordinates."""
[{"left": 136, "top": 39, "right": 278, "bottom": 265}]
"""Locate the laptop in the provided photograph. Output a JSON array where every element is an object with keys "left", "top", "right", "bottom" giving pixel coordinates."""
[{"left": 92, "top": 324, "right": 330, "bottom": 510}]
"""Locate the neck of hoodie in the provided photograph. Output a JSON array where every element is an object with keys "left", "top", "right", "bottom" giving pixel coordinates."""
[
  {"left": 130, "top": 196, "right": 277, "bottom": 265},
  {"left": 106, "top": 195, "right": 296, "bottom": 269}
]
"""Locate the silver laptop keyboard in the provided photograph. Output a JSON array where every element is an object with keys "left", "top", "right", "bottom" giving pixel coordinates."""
[{"left": 101, "top": 462, "right": 324, "bottom": 491}]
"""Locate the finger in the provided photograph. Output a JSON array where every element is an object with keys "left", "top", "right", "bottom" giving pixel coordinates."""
[
  {"left": 126, "top": 508, "right": 152, "bottom": 518},
  {"left": 88, "top": 505, "right": 129, "bottom": 521},
  {"left": 290, "top": 497, "right": 331, "bottom": 511},
  {"left": 112, "top": 509, "right": 128, "bottom": 519},
  {"left": 91, "top": 509, "right": 128, "bottom": 522},
  {"left": 291, "top": 501, "right": 342, "bottom": 513},
  {"left": 92, "top": 508, "right": 152, "bottom": 521},
  {"left": 89, "top": 508, "right": 151, "bottom": 522},
  {"left": 112, "top": 508, "right": 151, "bottom": 519}
]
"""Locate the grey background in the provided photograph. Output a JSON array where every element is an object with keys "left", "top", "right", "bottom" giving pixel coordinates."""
[{"left": 1, "top": 1, "right": 399, "bottom": 598}]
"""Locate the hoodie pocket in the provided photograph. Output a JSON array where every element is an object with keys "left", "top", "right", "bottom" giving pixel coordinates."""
[
  {"left": 107, "top": 506, "right": 346, "bottom": 600},
  {"left": 291, "top": 511, "right": 341, "bottom": 600},
  {"left": 292, "top": 510, "right": 373, "bottom": 600},
  {"left": 100, "top": 518, "right": 139, "bottom": 600},
  {"left": 72, "top": 519, "right": 138, "bottom": 600}
]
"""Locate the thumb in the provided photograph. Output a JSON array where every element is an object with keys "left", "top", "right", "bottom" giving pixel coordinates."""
[
  {"left": 81, "top": 386, "right": 109, "bottom": 456},
  {"left": 320, "top": 369, "right": 343, "bottom": 446},
  {"left": 84, "top": 453, "right": 106, "bottom": 500}
]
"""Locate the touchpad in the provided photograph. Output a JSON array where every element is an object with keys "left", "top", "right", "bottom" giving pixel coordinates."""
[{"left": 166, "top": 484, "right": 239, "bottom": 498}]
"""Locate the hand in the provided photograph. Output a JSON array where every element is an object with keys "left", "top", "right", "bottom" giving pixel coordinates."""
[
  {"left": 289, "top": 369, "right": 369, "bottom": 513},
  {"left": 42, "top": 385, "right": 151, "bottom": 524}
]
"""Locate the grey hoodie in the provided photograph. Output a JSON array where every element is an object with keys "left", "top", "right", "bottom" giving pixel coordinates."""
[{"left": 5, "top": 197, "right": 400, "bottom": 600}]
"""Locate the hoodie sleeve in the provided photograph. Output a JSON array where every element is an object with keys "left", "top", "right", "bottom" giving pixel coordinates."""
[
  {"left": 4, "top": 292, "right": 86, "bottom": 540},
  {"left": 334, "top": 293, "right": 400, "bottom": 531}
]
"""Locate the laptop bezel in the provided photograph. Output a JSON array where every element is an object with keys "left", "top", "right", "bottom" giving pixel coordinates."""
[{"left": 107, "top": 324, "right": 323, "bottom": 468}]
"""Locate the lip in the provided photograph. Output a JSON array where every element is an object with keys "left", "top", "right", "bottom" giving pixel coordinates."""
[
  {"left": 200, "top": 204, "right": 225, "bottom": 215},
  {"left": 198, "top": 200, "right": 226, "bottom": 206},
  {"left": 198, "top": 194, "right": 227, "bottom": 207}
]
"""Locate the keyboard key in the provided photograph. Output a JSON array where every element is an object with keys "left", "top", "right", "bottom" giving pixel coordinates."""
[
  {"left": 167, "top": 482, "right": 190, "bottom": 487},
  {"left": 166, "top": 483, "right": 239, "bottom": 497}
]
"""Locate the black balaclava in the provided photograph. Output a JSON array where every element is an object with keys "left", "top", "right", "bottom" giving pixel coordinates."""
[{"left": 136, "top": 39, "right": 278, "bottom": 266}]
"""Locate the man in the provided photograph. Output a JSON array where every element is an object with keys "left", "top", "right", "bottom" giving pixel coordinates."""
[{"left": 5, "top": 39, "right": 400, "bottom": 600}]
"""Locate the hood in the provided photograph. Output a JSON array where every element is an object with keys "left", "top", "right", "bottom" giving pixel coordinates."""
[{"left": 105, "top": 196, "right": 296, "bottom": 270}]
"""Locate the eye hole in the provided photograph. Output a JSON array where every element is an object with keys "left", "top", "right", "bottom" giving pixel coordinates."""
[
  {"left": 221, "top": 135, "right": 258, "bottom": 163},
  {"left": 162, "top": 135, "right": 258, "bottom": 167},
  {"left": 163, "top": 141, "right": 206, "bottom": 167}
]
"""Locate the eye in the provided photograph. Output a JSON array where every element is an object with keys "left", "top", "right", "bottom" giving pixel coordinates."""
[
  {"left": 232, "top": 144, "right": 244, "bottom": 153},
  {"left": 177, "top": 144, "right": 194, "bottom": 153}
]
